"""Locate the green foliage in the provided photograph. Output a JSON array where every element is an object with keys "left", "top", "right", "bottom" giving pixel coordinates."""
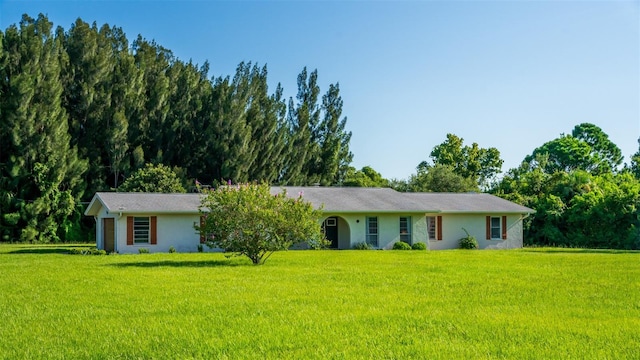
[
  {"left": 168, "top": 246, "right": 177, "bottom": 253},
  {"left": 343, "top": 166, "right": 389, "bottom": 187},
  {"left": 408, "top": 164, "right": 478, "bottom": 192},
  {"left": 69, "top": 247, "right": 107, "bottom": 255},
  {"left": 199, "top": 183, "right": 325, "bottom": 265},
  {"left": 197, "top": 244, "right": 204, "bottom": 253},
  {"left": 526, "top": 123, "right": 623, "bottom": 175},
  {"left": 0, "top": 15, "right": 354, "bottom": 242},
  {"left": 392, "top": 241, "right": 412, "bottom": 250},
  {"left": 459, "top": 229, "right": 478, "bottom": 249},
  {"left": 353, "top": 242, "right": 373, "bottom": 250},
  {"left": 426, "top": 133, "right": 503, "bottom": 189},
  {"left": 494, "top": 163, "right": 640, "bottom": 249},
  {"left": 411, "top": 242, "right": 427, "bottom": 250},
  {"left": 138, "top": 248, "right": 149, "bottom": 254},
  {"left": 629, "top": 137, "right": 640, "bottom": 180},
  {"left": 119, "top": 163, "right": 186, "bottom": 193}
]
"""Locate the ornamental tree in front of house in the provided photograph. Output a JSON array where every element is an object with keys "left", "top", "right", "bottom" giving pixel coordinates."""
[{"left": 198, "top": 183, "right": 326, "bottom": 265}]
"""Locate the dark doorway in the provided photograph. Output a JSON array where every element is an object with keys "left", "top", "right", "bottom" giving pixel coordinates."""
[
  {"left": 324, "top": 217, "right": 338, "bottom": 249},
  {"left": 103, "top": 218, "right": 115, "bottom": 253}
]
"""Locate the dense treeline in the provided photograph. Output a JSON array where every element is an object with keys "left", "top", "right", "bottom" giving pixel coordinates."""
[
  {"left": 1, "top": 14, "right": 638, "bottom": 249},
  {"left": 0, "top": 14, "right": 352, "bottom": 242},
  {"left": 391, "top": 124, "right": 640, "bottom": 249}
]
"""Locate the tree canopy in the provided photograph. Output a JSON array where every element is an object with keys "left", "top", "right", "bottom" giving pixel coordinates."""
[
  {"left": 0, "top": 14, "right": 353, "bottom": 242},
  {"left": 118, "top": 163, "right": 186, "bottom": 193},
  {"left": 198, "top": 183, "right": 325, "bottom": 264}
]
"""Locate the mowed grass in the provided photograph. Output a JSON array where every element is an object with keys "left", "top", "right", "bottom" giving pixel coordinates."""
[{"left": 0, "top": 245, "right": 639, "bottom": 359}]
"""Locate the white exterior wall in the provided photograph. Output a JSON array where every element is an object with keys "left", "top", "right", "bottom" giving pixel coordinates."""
[
  {"left": 93, "top": 208, "right": 201, "bottom": 254},
  {"left": 114, "top": 213, "right": 201, "bottom": 254},
  {"left": 428, "top": 213, "right": 524, "bottom": 250},
  {"left": 325, "top": 213, "right": 429, "bottom": 249}
]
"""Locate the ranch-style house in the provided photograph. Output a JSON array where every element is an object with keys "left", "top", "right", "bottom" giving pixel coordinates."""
[{"left": 84, "top": 187, "right": 534, "bottom": 253}]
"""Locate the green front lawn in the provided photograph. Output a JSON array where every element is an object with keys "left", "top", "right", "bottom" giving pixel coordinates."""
[{"left": 0, "top": 245, "right": 638, "bottom": 359}]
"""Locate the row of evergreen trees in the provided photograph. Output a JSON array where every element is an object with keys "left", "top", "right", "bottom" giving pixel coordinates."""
[{"left": 0, "top": 14, "right": 353, "bottom": 242}]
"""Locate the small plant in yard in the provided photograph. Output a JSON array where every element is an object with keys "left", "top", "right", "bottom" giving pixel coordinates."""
[
  {"left": 392, "top": 241, "right": 412, "bottom": 250},
  {"left": 411, "top": 242, "right": 427, "bottom": 250},
  {"left": 459, "top": 228, "right": 478, "bottom": 249},
  {"left": 197, "top": 244, "right": 204, "bottom": 253},
  {"left": 353, "top": 242, "right": 373, "bottom": 250},
  {"left": 198, "top": 183, "right": 325, "bottom": 265},
  {"left": 168, "top": 246, "right": 177, "bottom": 253},
  {"left": 68, "top": 248, "right": 106, "bottom": 255},
  {"left": 138, "top": 248, "right": 150, "bottom": 254}
]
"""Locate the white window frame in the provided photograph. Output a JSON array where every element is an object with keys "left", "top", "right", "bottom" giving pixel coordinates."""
[
  {"left": 490, "top": 216, "right": 501, "bottom": 240},
  {"left": 399, "top": 216, "right": 411, "bottom": 244},
  {"left": 366, "top": 217, "right": 378, "bottom": 247},
  {"left": 427, "top": 216, "right": 437, "bottom": 241},
  {"left": 133, "top": 216, "right": 150, "bottom": 244}
]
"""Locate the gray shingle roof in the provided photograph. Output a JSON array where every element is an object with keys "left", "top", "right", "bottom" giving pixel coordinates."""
[
  {"left": 85, "top": 187, "right": 534, "bottom": 216},
  {"left": 273, "top": 187, "right": 534, "bottom": 214},
  {"left": 84, "top": 192, "right": 203, "bottom": 216}
]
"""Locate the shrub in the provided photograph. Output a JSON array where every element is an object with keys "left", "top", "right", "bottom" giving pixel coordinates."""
[
  {"left": 138, "top": 248, "right": 150, "bottom": 254},
  {"left": 199, "top": 183, "right": 324, "bottom": 265},
  {"left": 168, "top": 246, "right": 177, "bottom": 253},
  {"left": 392, "top": 241, "right": 412, "bottom": 250},
  {"left": 68, "top": 248, "right": 107, "bottom": 255},
  {"left": 197, "top": 244, "right": 204, "bottom": 253},
  {"left": 459, "top": 228, "right": 478, "bottom": 249},
  {"left": 353, "top": 242, "right": 373, "bottom": 250},
  {"left": 411, "top": 242, "right": 427, "bottom": 250}
]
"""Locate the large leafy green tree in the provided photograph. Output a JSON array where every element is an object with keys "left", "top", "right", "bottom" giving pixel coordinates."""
[
  {"left": 199, "top": 183, "right": 325, "bottom": 265},
  {"left": 494, "top": 156, "right": 640, "bottom": 249},
  {"left": 343, "top": 166, "right": 389, "bottom": 187},
  {"left": 424, "top": 133, "right": 503, "bottom": 189},
  {"left": 525, "top": 123, "right": 622, "bottom": 175},
  {"left": 408, "top": 164, "right": 478, "bottom": 192},
  {"left": 118, "top": 163, "right": 186, "bottom": 193}
]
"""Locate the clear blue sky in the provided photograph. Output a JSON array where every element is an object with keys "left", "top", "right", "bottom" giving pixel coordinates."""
[{"left": 2, "top": 0, "right": 638, "bottom": 180}]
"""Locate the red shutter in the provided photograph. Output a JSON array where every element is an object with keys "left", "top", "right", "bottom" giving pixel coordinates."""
[
  {"left": 199, "top": 216, "right": 205, "bottom": 243},
  {"left": 150, "top": 216, "right": 157, "bottom": 245},
  {"left": 502, "top": 215, "right": 507, "bottom": 240},
  {"left": 486, "top": 216, "right": 491, "bottom": 240},
  {"left": 437, "top": 216, "right": 442, "bottom": 240},
  {"left": 127, "top": 216, "right": 134, "bottom": 245}
]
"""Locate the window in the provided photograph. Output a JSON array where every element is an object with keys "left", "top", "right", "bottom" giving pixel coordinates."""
[
  {"left": 134, "top": 217, "right": 150, "bottom": 244},
  {"left": 366, "top": 217, "right": 378, "bottom": 247},
  {"left": 486, "top": 216, "right": 506, "bottom": 240},
  {"left": 399, "top": 216, "right": 411, "bottom": 243},
  {"left": 427, "top": 216, "right": 436, "bottom": 240}
]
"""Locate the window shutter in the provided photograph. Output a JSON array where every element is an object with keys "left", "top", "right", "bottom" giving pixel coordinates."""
[
  {"left": 502, "top": 215, "right": 507, "bottom": 240},
  {"left": 437, "top": 216, "right": 442, "bottom": 240},
  {"left": 127, "top": 216, "right": 134, "bottom": 245},
  {"left": 199, "top": 216, "right": 205, "bottom": 243},
  {"left": 486, "top": 216, "right": 491, "bottom": 240},
  {"left": 150, "top": 216, "right": 157, "bottom": 245}
]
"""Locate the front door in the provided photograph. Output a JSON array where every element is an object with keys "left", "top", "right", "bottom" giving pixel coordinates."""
[
  {"left": 103, "top": 218, "right": 115, "bottom": 253},
  {"left": 324, "top": 217, "right": 338, "bottom": 249}
]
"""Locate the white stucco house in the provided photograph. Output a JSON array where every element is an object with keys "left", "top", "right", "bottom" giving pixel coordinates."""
[{"left": 84, "top": 187, "right": 534, "bottom": 253}]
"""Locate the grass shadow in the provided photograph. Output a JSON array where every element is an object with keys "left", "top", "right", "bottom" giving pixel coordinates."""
[
  {"left": 109, "top": 259, "right": 250, "bottom": 268},
  {"left": 7, "top": 245, "right": 93, "bottom": 255},
  {"left": 521, "top": 248, "right": 639, "bottom": 255}
]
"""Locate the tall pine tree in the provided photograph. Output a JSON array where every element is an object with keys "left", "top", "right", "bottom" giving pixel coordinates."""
[{"left": 0, "top": 14, "right": 86, "bottom": 242}]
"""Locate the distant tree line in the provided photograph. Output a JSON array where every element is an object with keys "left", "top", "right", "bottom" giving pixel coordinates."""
[
  {"left": 0, "top": 14, "right": 352, "bottom": 242},
  {"left": 373, "top": 124, "right": 639, "bottom": 249}
]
